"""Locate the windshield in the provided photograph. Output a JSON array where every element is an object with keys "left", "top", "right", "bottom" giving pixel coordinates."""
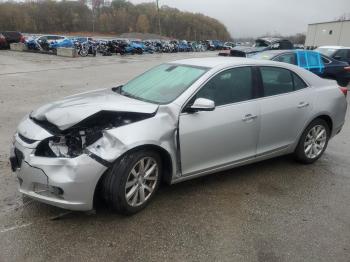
[
  {"left": 315, "top": 47, "right": 337, "bottom": 57},
  {"left": 120, "top": 64, "right": 208, "bottom": 104}
]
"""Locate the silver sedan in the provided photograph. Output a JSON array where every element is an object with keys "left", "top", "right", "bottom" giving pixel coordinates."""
[{"left": 10, "top": 57, "right": 347, "bottom": 214}]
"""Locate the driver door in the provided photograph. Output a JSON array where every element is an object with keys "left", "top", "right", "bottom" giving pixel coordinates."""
[{"left": 179, "top": 66, "right": 260, "bottom": 176}]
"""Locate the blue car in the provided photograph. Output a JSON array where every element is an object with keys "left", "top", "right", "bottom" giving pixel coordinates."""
[
  {"left": 178, "top": 40, "right": 191, "bottom": 52},
  {"left": 251, "top": 50, "right": 350, "bottom": 86},
  {"left": 127, "top": 40, "right": 145, "bottom": 54},
  {"left": 49, "top": 38, "right": 74, "bottom": 49}
]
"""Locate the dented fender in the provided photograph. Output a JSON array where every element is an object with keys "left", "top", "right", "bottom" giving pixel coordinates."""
[{"left": 87, "top": 107, "right": 179, "bottom": 178}]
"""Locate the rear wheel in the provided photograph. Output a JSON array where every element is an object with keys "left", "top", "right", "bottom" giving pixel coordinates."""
[
  {"left": 294, "top": 119, "right": 330, "bottom": 164},
  {"left": 337, "top": 78, "right": 349, "bottom": 87},
  {"left": 102, "top": 150, "right": 162, "bottom": 215},
  {"left": 79, "top": 44, "right": 89, "bottom": 57}
]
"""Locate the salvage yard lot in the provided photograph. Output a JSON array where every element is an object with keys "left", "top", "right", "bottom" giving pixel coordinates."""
[{"left": 0, "top": 50, "right": 349, "bottom": 262}]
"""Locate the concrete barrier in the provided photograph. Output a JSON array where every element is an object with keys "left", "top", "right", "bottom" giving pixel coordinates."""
[
  {"left": 10, "top": 43, "right": 27, "bottom": 52},
  {"left": 57, "top": 47, "right": 77, "bottom": 58}
]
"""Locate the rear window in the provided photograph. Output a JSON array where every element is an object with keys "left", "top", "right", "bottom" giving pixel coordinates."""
[
  {"left": 315, "top": 47, "right": 337, "bottom": 57},
  {"left": 261, "top": 67, "right": 294, "bottom": 96},
  {"left": 296, "top": 50, "right": 324, "bottom": 73},
  {"left": 260, "top": 67, "right": 307, "bottom": 97},
  {"left": 274, "top": 53, "right": 296, "bottom": 64}
]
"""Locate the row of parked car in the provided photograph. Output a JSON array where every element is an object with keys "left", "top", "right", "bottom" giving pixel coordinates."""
[
  {"left": 0, "top": 31, "right": 234, "bottom": 56},
  {"left": 218, "top": 37, "right": 350, "bottom": 87},
  {"left": 24, "top": 35, "right": 235, "bottom": 56}
]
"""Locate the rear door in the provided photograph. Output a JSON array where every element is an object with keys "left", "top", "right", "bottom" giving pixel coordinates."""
[{"left": 256, "top": 66, "right": 313, "bottom": 155}]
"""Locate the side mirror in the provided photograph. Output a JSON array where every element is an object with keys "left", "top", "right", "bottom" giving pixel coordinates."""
[{"left": 187, "top": 98, "right": 215, "bottom": 113}]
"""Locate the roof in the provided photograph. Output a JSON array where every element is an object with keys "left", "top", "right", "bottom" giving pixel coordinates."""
[
  {"left": 308, "top": 19, "right": 350, "bottom": 26},
  {"left": 171, "top": 57, "right": 282, "bottom": 69}
]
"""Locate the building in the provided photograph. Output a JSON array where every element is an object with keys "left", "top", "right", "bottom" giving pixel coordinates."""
[{"left": 305, "top": 20, "right": 350, "bottom": 48}]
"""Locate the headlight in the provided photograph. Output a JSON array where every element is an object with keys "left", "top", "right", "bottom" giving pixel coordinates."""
[
  {"left": 48, "top": 136, "right": 70, "bottom": 157},
  {"left": 35, "top": 135, "right": 84, "bottom": 158},
  {"left": 35, "top": 130, "right": 100, "bottom": 158}
]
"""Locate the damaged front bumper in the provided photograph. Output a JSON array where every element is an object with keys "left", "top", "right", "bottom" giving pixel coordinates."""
[{"left": 11, "top": 131, "right": 108, "bottom": 211}]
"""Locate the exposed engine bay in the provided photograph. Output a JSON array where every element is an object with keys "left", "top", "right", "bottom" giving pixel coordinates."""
[{"left": 32, "top": 111, "right": 154, "bottom": 158}]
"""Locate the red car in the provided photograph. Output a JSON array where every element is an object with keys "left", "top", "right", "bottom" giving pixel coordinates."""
[{"left": 0, "top": 31, "right": 25, "bottom": 49}]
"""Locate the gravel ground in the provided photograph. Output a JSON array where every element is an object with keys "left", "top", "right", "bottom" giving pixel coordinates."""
[{"left": 0, "top": 50, "right": 349, "bottom": 262}]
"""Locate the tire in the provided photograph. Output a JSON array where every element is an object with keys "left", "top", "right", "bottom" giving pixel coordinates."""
[
  {"left": 102, "top": 150, "right": 162, "bottom": 215},
  {"left": 80, "top": 47, "right": 89, "bottom": 57},
  {"left": 294, "top": 118, "right": 330, "bottom": 164},
  {"left": 136, "top": 48, "right": 143, "bottom": 55},
  {"left": 337, "top": 78, "right": 349, "bottom": 87}
]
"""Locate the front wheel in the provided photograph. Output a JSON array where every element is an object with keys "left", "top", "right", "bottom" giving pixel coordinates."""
[
  {"left": 294, "top": 119, "right": 330, "bottom": 164},
  {"left": 102, "top": 150, "right": 162, "bottom": 215}
]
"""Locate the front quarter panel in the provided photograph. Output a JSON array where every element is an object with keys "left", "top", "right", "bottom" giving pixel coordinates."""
[{"left": 87, "top": 106, "right": 179, "bottom": 177}]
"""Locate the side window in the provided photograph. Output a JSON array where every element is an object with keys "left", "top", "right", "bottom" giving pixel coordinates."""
[
  {"left": 321, "top": 56, "right": 331, "bottom": 64},
  {"left": 292, "top": 73, "right": 307, "bottom": 90},
  {"left": 274, "top": 53, "right": 296, "bottom": 65},
  {"left": 260, "top": 67, "right": 294, "bottom": 96},
  {"left": 196, "top": 67, "right": 253, "bottom": 106}
]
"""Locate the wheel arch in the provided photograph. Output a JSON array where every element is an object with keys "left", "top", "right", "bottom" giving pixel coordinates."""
[
  {"left": 120, "top": 144, "right": 174, "bottom": 184},
  {"left": 315, "top": 114, "right": 333, "bottom": 133},
  {"left": 293, "top": 113, "right": 333, "bottom": 152},
  {"left": 93, "top": 144, "right": 174, "bottom": 207}
]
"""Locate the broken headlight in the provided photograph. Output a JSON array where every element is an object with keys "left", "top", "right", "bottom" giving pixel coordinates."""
[
  {"left": 35, "top": 129, "right": 102, "bottom": 158},
  {"left": 33, "top": 111, "right": 154, "bottom": 158}
]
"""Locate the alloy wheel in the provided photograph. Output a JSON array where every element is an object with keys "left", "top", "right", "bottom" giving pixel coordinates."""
[
  {"left": 304, "top": 125, "right": 327, "bottom": 159},
  {"left": 125, "top": 157, "right": 159, "bottom": 207}
]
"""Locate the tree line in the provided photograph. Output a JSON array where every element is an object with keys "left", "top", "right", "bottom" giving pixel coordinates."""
[{"left": 0, "top": 0, "right": 231, "bottom": 40}]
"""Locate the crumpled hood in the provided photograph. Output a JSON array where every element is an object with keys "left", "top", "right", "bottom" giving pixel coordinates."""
[{"left": 31, "top": 88, "right": 158, "bottom": 130}]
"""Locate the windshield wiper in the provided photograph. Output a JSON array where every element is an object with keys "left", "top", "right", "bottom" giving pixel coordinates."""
[
  {"left": 112, "top": 85, "right": 158, "bottom": 104},
  {"left": 113, "top": 86, "right": 142, "bottom": 101}
]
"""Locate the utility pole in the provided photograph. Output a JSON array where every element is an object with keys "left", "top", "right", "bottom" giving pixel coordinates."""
[
  {"left": 156, "top": 0, "right": 161, "bottom": 36},
  {"left": 92, "top": 7, "right": 95, "bottom": 33}
]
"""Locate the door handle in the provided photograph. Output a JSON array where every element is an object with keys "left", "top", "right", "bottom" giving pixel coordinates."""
[
  {"left": 242, "top": 114, "right": 258, "bottom": 122},
  {"left": 298, "top": 102, "right": 309, "bottom": 108}
]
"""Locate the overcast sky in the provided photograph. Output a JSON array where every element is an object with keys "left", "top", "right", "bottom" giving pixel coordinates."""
[{"left": 130, "top": 0, "right": 350, "bottom": 38}]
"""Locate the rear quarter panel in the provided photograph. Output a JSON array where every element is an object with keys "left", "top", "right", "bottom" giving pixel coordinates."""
[{"left": 309, "top": 82, "right": 347, "bottom": 137}]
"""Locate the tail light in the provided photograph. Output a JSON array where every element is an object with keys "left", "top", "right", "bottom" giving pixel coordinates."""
[
  {"left": 339, "top": 87, "right": 348, "bottom": 97},
  {"left": 344, "top": 66, "right": 350, "bottom": 72},
  {"left": 0, "top": 34, "right": 5, "bottom": 40}
]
